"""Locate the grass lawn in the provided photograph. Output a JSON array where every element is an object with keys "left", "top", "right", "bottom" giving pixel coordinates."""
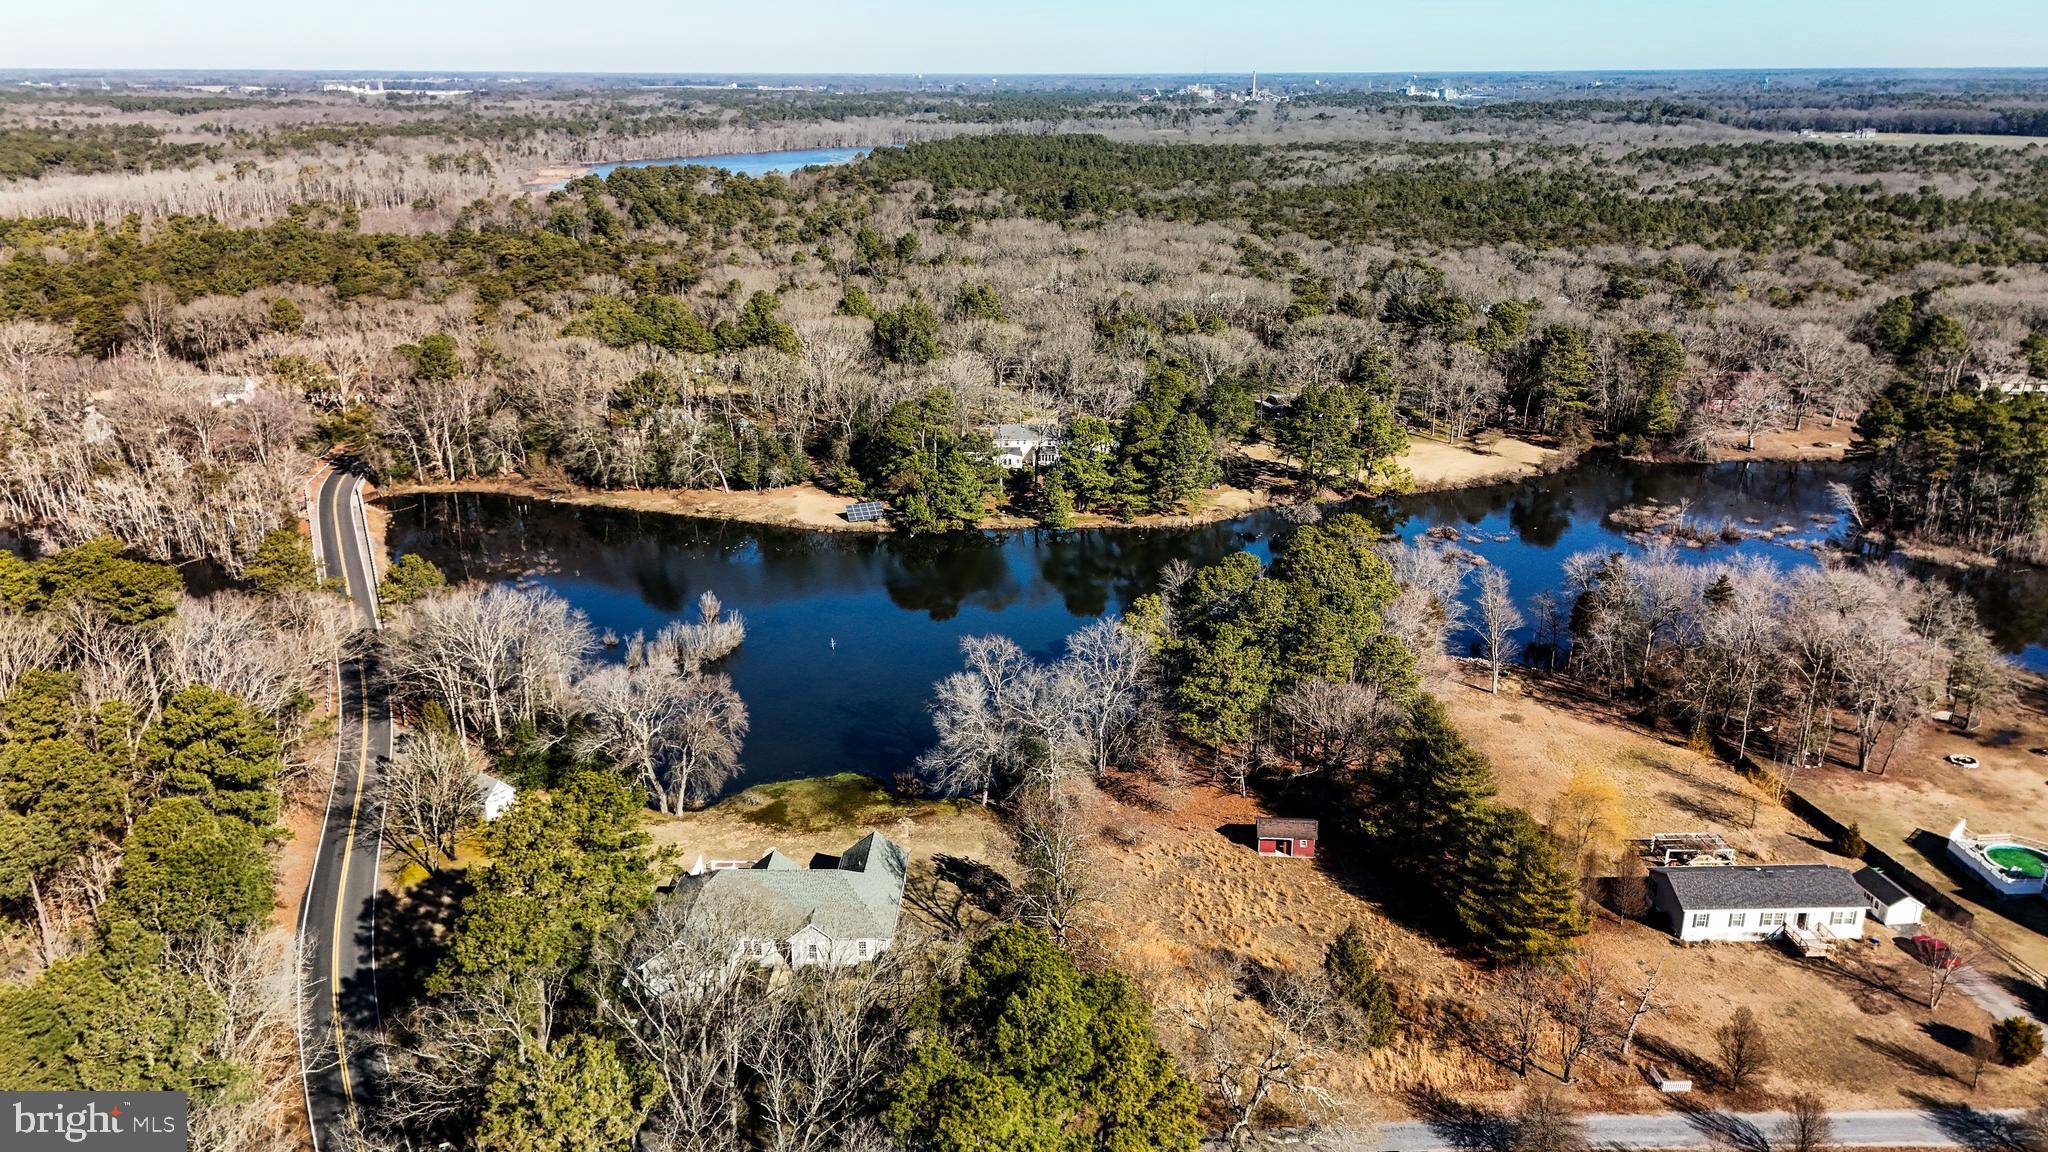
[{"left": 643, "top": 772, "right": 1010, "bottom": 884}]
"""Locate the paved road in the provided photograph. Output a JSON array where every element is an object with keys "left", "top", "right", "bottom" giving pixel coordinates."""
[
  {"left": 1375, "top": 1104, "right": 2031, "bottom": 1150},
  {"left": 299, "top": 465, "right": 389, "bottom": 1149}
]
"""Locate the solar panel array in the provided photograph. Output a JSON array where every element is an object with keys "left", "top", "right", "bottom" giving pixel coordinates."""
[{"left": 844, "top": 501, "right": 887, "bottom": 523}]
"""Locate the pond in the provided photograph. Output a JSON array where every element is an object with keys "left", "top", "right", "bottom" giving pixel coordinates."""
[
  {"left": 383, "top": 457, "right": 2048, "bottom": 792},
  {"left": 582, "top": 147, "right": 870, "bottom": 181}
]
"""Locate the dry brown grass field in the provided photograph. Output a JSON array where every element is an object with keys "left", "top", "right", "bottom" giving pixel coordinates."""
[
  {"left": 1799, "top": 675, "right": 2048, "bottom": 976},
  {"left": 1080, "top": 768, "right": 2035, "bottom": 1119},
  {"left": 646, "top": 716, "right": 2043, "bottom": 1122}
]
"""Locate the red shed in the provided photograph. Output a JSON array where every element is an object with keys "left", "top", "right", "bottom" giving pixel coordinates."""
[{"left": 1256, "top": 817, "right": 1319, "bottom": 859}]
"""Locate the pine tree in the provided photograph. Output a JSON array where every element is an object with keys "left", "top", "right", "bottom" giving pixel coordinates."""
[
  {"left": 107, "top": 797, "right": 273, "bottom": 937},
  {"left": 1368, "top": 696, "right": 1498, "bottom": 878},
  {"left": 1456, "top": 807, "right": 1590, "bottom": 966},
  {"left": 1153, "top": 410, "right": 1219, "bottom": 510},
  {"left": 143, "top": 685, "right": 283, "bottom": 829},
  {"left": 885, "top": 925, "right": 1200, "bottom": 1152},
  {"left": 245, "top": 528, "right": 317, "bottom": 595},
  {"left": 1531, "top": 325, "right": 1594, "bottom": 436},
  {"left": 477, "top": 1035, "right": 653, "bottom": 1152},
  {"left": 1324, "top": 924, "right": 1400, "bottom": 1048}
]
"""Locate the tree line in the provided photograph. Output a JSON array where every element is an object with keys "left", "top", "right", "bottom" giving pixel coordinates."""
[{"left": 0, "top": 533, "right": 348, "bottom": 1152}]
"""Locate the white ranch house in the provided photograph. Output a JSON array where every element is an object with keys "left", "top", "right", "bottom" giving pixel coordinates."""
[
  {"left": 1651, "top": 864, "right": 1867, "bottom": 948},
  {"left": 653, "top": 832, "right": 908, "bottom": 977}
]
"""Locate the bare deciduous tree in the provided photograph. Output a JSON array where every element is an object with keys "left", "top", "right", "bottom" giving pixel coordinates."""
[
  {"left": 1277, "top": 679, "right": 1399, "bottom": 774},
  {"left": 1053, "top": 617, "right": 1152, "bottom": 777},
  {"left": 384, "top": 584, "right": 594, "bottom": 743},
  {"left": 1922, "top": 946, "right": 1978, "bottom": 1014},
  {"left": 1549, "top": 957, "right": 1612, "bottom": 1083},
  {"left": 1775, "top": 1092, "right": 1835, "bottom": 1152},
  {"left": 1617, "top": 960, "right": 1669, "bottom": 1058},
  {"left": 1180, "top": 967, "right": 1348, "bottom": 1149},
  {"left": 1492, "top": 964, "right": 1552, "bottom": 1078},
  {"left": 380, "top": 722, "right": 485, "bottom": 873},
  {"left": 1716, "top": 1006, "right": 1771, "bottom": 1091},
  {"left": 1475, "top": 566, "right": 1524, "bottom": 693},
  {"left": 1510, "top": 1087, "right": 1588, "bottom": 1152}
]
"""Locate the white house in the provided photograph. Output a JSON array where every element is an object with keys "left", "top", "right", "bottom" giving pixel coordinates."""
[
  {"left": 654, "top": 832, "right": 908, "bottom": 976},
  {"left": 476, "top": 773, "right": 518, "bottom": 822},
  {"left": 1971, "top": 372, "right": 2047, "bottom": 397},
  {"left": 1853, "top": 866, "right": 1925, "bottom": 928},
  {"left": 990, "top": 424, "right": 1060, "bottom": 470},
  {"left": 1651, "top": 864, "right": 1867, "bottom": 947},
  {"left": 166, "top": 374, "right": 260, "bottom": 407}
]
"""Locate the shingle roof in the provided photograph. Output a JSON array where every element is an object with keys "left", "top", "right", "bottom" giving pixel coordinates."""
[
  {"left": 1257, "top": 817, "right": 1319, "bottom": 841},
  {"left": 1654, "top": 864, "right": 1866, "bottom": 911},
  {"left": 680, "top": 832, "right": 908, "bottom": 942},
  {"left": 1854, "top": 866, "right": 1916, "bottom": 907}
]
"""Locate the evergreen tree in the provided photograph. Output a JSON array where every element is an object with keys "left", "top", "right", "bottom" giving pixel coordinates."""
[
  {"left": 727, "top": 290, "right": 800, "bottom": 354},
  {"left": 1113, "top": 364, "right": 1216, "bottom": 514},
  {"left": 107, "top": 798, "right": 273, "bottom": 937},
  {"left": 143, "top": 685, "right": 283, "bottom": 829},
  {"left": 476, "top": 1035, "right": 653, "bottom": 1152},
  {"left": 1277, "top": 382, "right": 1364, "bottom": 489},
  {"left": 1530, "top": 324, "right": 1594, "bottom": 436},
  {"left": 1164, "top": 553, "right": 1286, "bottom": 748},
  {"left": 1041, "top": 479, "right": 1075, "bottom": 529},
  {"left": 1324, "top": 924, "right": 1400, "bottom": 1048},
  {"left": 873, "top": 301, "right": 943, "bottom": 365},
  {"left": 1269, "top": 515, "right": 1407, "bottom": 685},
  {"left": 1455, "top": 807, "right": 1590, "bottom": 966},
  {"left": 1048, "top": 414, "right": 1115, "bottom": 510},
  {"left": 885, "top": 925, "right": 1200, "bottom": 1152},
  {"left": 379, "top": 553, "right": 448, "bottom": 605},
  {"left": 952, "top": 282, "right": 1005, "bottom": 322},
  {"left": 835, "top": 283, "right": 876, "bottom": 318},
  {"left": 0, "top": 922, "right": 232, "bottom": 1093},
  {"left": 266, "top": 296, "right": 304, "bottom": 334},
  {"left": 1367, "top": 695, "right": 1498, "bottom": 879},
  {"left": 34, "top": 538, "right": 181, "bottom": 627},
  {"left": 1621, "top": 329, "right": 1685, "bottom": 439},
  {"left": 398, "top": 332, "right": 462, "bottom": 385},
  {"left": 434, "top": 772, "right": 655, "bottom": 993},
  {"left": 244, "top": 528, "right": 317, "bottom": 595},
  {"left": 1153, "top": 410, "right": 1220, "bottom": 510}
]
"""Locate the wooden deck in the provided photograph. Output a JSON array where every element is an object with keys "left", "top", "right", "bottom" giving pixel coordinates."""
[{"left": 1781, "top": 923, "right": 1832, "bottom": 957}]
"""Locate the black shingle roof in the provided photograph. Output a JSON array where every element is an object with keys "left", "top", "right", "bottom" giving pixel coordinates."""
[
  {"left": 1854, "top": 866, "right": 1916, "bottom": 907},
  {"left": 1653, "top": 864, "right": 1866, "bottom": 911}
]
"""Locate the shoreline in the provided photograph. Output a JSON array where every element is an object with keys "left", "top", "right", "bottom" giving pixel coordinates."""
[{"left": 381, "top": 434, "right": 1569, "bottom": 534}]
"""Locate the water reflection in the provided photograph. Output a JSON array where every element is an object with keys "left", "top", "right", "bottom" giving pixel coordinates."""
[{"left": 385, "top": 457, "right": 2047, "bottom": 791}]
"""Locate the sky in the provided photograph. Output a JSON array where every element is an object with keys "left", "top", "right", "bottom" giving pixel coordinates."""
[{"left": 9, "top": 0, "right": 2048, "bottom": 75}]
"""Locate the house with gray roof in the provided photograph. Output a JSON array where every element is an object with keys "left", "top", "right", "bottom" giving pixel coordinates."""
[
  {"left": 1651, "top": 864, "right": 1867, "bottom": 946},
  {"left": 662, "top": 831, "right": 909, "bottom": 974},
  {"left": 1853, "top": 866, "right": 1924, "bottom": 928}
]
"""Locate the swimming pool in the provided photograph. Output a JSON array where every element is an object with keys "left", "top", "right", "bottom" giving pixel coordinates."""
[{"left": 1986, "top": 844, "right": 2048, "bottom": 879}]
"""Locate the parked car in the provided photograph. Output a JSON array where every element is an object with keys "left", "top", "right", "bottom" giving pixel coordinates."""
[
  {"left": 1946, "top": 753, "right": 1980, "bottom": 768},
  {"left": 1909, "top": 933, "right": 1957, "bottom": 968}
]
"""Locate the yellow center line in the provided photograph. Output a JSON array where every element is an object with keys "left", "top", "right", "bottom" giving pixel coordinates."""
[{"left": 330, "top": 661, "right": 372, "bottom": 1125}]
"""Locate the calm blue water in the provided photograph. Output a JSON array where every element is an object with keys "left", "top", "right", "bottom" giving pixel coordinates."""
[
  {"left": 384, "top": 457, "right": 2048, "bottom": 791},
  {"left": 584, "top": 147, "right": 869, "bottom": 181}
]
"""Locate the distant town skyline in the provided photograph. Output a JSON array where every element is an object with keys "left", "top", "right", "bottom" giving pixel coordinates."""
[{"left": 10, "top": 0, "right": 2048, "bottom": 75}]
